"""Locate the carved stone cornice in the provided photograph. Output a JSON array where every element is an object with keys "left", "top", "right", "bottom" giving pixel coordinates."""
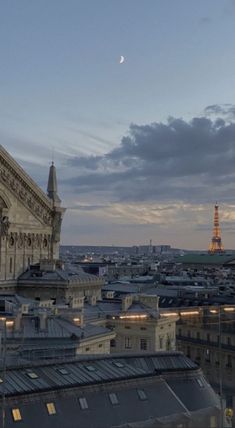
[{"left": 0, "top": 145, "right": 53, "bottom": 226}]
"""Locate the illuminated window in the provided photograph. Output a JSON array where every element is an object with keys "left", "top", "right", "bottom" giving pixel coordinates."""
[
  {"left": 46, "top": 402, "right": 56, "bottom": 415},
  {"left": 137, "top": 389, "right": 147, "bottom": 401},
  {"left": 79, "top": 397, "right": 88, "bottom": 410},
  {"left": 109, "top": 393, "right": 119, "bottom": 405},
  {"left": 12, "top": 408, "right": 22, "bottom": 421},
  {"left": 210, "top": 416, "right": 217, "bottom": 428},
  {"left": 0, "top": 378, "right": 3, "bottom": 383}
]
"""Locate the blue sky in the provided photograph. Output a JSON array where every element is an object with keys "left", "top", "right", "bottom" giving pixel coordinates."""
[{"left": 1, "top": 0, "right": 235, "bottom": 248}]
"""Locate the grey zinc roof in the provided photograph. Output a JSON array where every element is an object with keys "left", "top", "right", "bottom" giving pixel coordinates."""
[
  {"left": 8, "top": 316, "right": 110, "bottom": 340},
  {"left": 0, "top": 352, "right": 220, "bottom": 428},
  {"left": 0, "top": 352, "right": 197, "bottom": 397},
  {"left": 18, "top": 264, "right": 102, "bottom": 284}
]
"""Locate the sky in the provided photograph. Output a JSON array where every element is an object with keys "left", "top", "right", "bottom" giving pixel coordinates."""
[{"left": 1, "top": 0, "right": 235, "bottom": 249}]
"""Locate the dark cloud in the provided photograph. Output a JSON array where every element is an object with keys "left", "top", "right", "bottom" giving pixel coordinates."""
[
  {"left": 67, "top": 155, "right": 102, "bottom": 170},
  {"left": 204, "top": 104, "right": 235, "bottom": 119},
  {"left": 64, "top": 108, "right": 235, "bottom": 204}
]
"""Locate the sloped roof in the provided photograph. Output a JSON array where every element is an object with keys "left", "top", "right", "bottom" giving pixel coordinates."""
[{"left": 175, "top": 253, "right": 235, "bottom": 265}]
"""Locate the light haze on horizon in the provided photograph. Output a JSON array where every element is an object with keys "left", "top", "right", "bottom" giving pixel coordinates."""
[{"left": 1, "top": 0, "right": 235, "bottom": 249}]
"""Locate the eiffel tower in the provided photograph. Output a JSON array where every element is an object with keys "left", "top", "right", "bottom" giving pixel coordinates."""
[{"left": 208, "top": 203, "right": 224, "bottom": 253}]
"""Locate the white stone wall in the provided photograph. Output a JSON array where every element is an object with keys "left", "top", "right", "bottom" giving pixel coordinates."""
[{"left": 107, "top": 317, "right": 177, "bottom": 354}]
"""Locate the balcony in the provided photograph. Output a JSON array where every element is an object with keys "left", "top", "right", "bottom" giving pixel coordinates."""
[{"left": 176, "top": 334, "right": 235, "bottom": 352}]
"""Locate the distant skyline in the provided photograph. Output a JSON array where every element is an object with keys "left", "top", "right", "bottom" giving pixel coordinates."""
[{"left": 1, "top": 0, "right": 235, "bottom": 249}]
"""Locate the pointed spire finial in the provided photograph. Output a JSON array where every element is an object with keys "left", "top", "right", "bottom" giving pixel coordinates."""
[{"left": 47, "top": 162, "right": 61, "bottom": 205}]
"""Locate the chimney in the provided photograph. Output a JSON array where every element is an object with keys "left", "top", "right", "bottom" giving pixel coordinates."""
[
  {"left": 14, "top": 309, "right": 22, "bottom": 332},
  {"left": 38, "top": 309, "right": 48, "bottom": 331},
  {"left": 89, "top": 295, "right": 97, "bottom": 306},
  {"left": 138, "top": 294, "right": 159, "bottom": 311},
  {"left": 70, "top": 297, "right": 84, "bottom": 309},
  {"left": 121, "top": 295, "right": 133, "bottom": 312}
]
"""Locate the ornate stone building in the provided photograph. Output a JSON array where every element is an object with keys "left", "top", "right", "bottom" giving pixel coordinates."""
[{"left": 0, "top": 145, "right": 65, "bottom": 291}]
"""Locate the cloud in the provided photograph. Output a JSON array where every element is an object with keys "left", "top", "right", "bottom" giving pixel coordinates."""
[
  {"left": 64, "top": 108, "right": 235, "bottom": 204},
  {"left": 204, "top": 104, "right": 235, "bottom": 119}
]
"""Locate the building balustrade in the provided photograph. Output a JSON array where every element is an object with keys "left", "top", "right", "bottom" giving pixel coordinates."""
[{"left": 176, "top": 334, "right": 235, "bottom": 352}]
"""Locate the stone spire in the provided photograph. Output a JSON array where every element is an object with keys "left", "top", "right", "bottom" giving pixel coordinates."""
[{"left": 47, "top": 162, "right": 61, "bottom": 205}]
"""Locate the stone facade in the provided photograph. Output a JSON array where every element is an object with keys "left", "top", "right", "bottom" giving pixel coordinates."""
[
  {"left": 0, "top": 145, "right": 65, "bottom": 289},
  {"left": 176, "top": 309, "right": 235, "bottom": 425}
]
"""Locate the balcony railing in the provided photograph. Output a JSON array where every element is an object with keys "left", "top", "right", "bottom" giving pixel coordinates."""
[{"left": 176, "top": 334, "right": 235, "bottom": 352}]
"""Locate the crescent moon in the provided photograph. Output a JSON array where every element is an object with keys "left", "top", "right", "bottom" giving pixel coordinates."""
[{"left": 119, "top": 56, "right": 125, "bottom": 64}]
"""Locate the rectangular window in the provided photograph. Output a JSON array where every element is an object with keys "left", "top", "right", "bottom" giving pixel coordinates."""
[
  {"left": 125, "top": 326, "right": 130, "bottom": 329},
  {"left": 125, "top": 336, "right": 132, "bottom": 349},
  {"left": 205, "top": 349, "right": 210, "bottom": 362},
  {"left": 207, "top": 333, "right": 210, "bottom": 342},
  {"left": 85, "top": 365, "right": 96, "bottom": 372},
  {"left": 113, "top": 361, "right": 124, "bottom": 368},
  {"left": 140, "top": 327, "right": 146, "bottom": 331},
  {"left": 227, "top": 337, "right": 231, "bottom": 346},
  {"left": 137, "top": 389, "right": 147, "bottom": 401},
  {"left": 46, "top": 402, "right": 56, "bottom": 415},
  {"left": 197, "top": 378, "right": 204, "bottom": 388},
  {"left": 109, "top": 393, "right": 119, "bottom": 405},
  {"left": 210, "top": 416, "right": 217, "bottom": 428},
  {"left": 26, "top": 371, "right": 39, "bottom": 379},
  {"left": 79, "top": 397, "right": 88, "bottom": 410},
  {"left": 227, "top": 355, "right": 232, "bottom": 368},
  {"left": 10, "top": 258, "right": 13, "bottom": 274},
  {"left": 58, "top": 368, "right": 69, "bottom": 375},
  {"left": 12, "top": 408, "right": 22, "bottom": 421},
  {"left": 196, "top": 332, "right": 200, "bottom": 340},
  {"left": 140, "top": 338, "right": 147, "bottom": 351},
  {"left": 159, "top": 337, "right": 163, "bottom": 349},
  {"left": 110, "top": 339, "right": 116, "bottom": 348}
]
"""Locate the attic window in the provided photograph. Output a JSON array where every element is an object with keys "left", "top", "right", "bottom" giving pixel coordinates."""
[
  {"left": 26, "top": 371, "right": 39, "bottom": 379},
  {"left": 58, "top": 368, "right": 69, "bottom": 375},
  {"left": 79, "top": 397, "right": 88, "bottom": 410},
  {"left": 85, "top": 365, "right": 96, "bottom": 372},
  {"left": 196, "top": 378, "right": 204, "bottom": 388},
  {"left": 12, "top": 408, "right": 22, "bottom": 422},
  {"left": 113, "top": 361, "right": 124, "bottom": 368},
  {"left": 46, "top": 402, "right": 56, "bottom": 415},
  {"left": 137, "top": 389, "right": 147, "bottom": 401},
  {"left": 109, "top": 393, "right": 119, "bottom": 405}
]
